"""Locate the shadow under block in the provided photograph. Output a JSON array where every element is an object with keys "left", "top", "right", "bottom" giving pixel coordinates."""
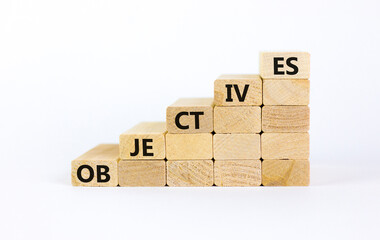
[
  {"left": 263, "top": 80, "right": 310, "bottom": 105},
  {"left": 262, "top": 160, "right": 310, "bottom": 186},
  {"left": 214, "top": 160, "right": 261, "bottom": 187},
  {"left": 118, "top": 160, "right": 166, "bottom": 187},
  {"left": 166, "top": 133, "right": 213, "bottom": 160},
  {"left": 260, "top": 52, "right": 310, "bottom": 79},
  {"left": 213, "top": 134, "right": 260, "bottom": 160},
  {"left": 119, "top": 122, "right": 166, "bottom": 160},
  {"left": 71, "top": 144, "right": 119, "bottom": 187},
  {"left": 166, "top": 98, "right": 214, "bottom": 134},
  {"left": 214, "top": 74, "right": 262, "bottom": 106},
  {"left": 262, "top": 106, "right": 310, "bottom": 132},
  {"left": 214, "top": 106, "right": 261, "bottom": 133},
  {"left": 261, "top": 133, "right": 309, "bottom": 159},
  {"left": 166, "top": 160, "right": 213, "bottom": 187}
]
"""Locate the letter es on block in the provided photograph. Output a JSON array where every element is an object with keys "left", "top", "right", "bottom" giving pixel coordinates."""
[
  {"left": 71, "top": 144, "right": 119, "bottom": 187},
  {"left": 260, "top": 52, "right": 310, "bottom": 79}
]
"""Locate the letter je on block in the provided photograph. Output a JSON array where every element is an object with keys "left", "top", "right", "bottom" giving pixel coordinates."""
[
  {"left": 119, "top": 122, "right": 166, "bottom": 160},
  {"left": 71, "top": 144, "right": 119, "bottom": 187},
  {"left": 166, "top": 98, "right": 214, "bottom": 133}
]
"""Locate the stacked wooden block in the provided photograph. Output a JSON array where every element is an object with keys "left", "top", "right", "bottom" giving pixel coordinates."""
[{"left": 71, "top": 52, "right": 310, "bottom": 187}]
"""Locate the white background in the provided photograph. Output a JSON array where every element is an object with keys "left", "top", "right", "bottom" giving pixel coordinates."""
[{"left": 1, "top": 0, "right": 380, "bottom": 239}]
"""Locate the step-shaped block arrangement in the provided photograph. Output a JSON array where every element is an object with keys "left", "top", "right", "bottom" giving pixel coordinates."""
[{"left": 71, "top": 51, "right": 311, "bottom": 187}]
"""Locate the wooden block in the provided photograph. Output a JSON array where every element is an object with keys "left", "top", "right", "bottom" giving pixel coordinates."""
[
  {"left": 166, "top": 133, "right": 213, "bottom": 160},
  {"left": 261, "top": 133, "right": 309, "bottom": 159},
  {"left": 262, "top": 106, "right": 310, "bottom": 132},
  {"left": 118, "top": 160, "right": 166, "bottom": 187},
  {"left": 214, "top": 160, "right": 261, "bottom": 187},
  {"left": 214, "top": 74, "right": 262, "bottom": 106},
  {"left": 214, "top": 106, "right": 261, "bottom": 133},
  {"left": 167, "top": 160, "right": 213, "bottom": 187},
  {"left": 263, "top": 80, "right": 309, "bottom": 105},
  {"left": 262, "top": 160, "right": 310, "bottom": 186},
  {"left": 119, "top": 122, "right": 166, "bottom": 160},
  {"left": 260, "top": 52, "right": 310, "bottom": 79},
  {"left": 71, "top": 144, "right": 119, "bottom": 187},
  {"left": 213, "top": 134, "right": 260, "bottom": 160},
  {"left": 166, "top": 98, "right": 214, "bottom": 133}
]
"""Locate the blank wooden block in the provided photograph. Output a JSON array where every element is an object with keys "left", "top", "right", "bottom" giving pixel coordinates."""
[
  {"left": 262, "top": 160, "right": 310, "bottom": 186},
  {"left": 71, "top": 144, "right": 119, "bottom": 187},
  {"left": 166, "top": 98, "right": 214, "bottom": 133},
  {"left": 214, "top": 160, "right": 261, "bottom": 187},
  {"left": 119, "top": 122, "right": 166, "bottom": 160},
  {"left": 213, "top": 134, "right": 260, "bottom": 160},
  {"left": 214, "top": 106, "right": 261, "bottom": 133},
  {"left": 262, "top": 133, "right": 309, "bottom": 159},
  {"left": 260, "top": 52, "right": 310, "bottom": 79},
  {"left": 263, "top": 80, "right": 310, "bottom": 105},
  {"left": 166, "top": 133, "right": 213, "bottom": 160},
  {"left": 262, "top": 106, "right": 310, "bottom": 132},
  {"left": 214, "top": 74, "right": 262, "bottom": 106},
  {"left": 167, "top": 160, "right": 213, "bottom": 187},
  {"left": 118, "top": 160, "right": 166, "bottom": 187}
]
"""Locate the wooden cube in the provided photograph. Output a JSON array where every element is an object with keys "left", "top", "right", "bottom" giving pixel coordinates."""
[
  {"left": 214, "top": 106, "right": 261, "bottom": 133},
  {"left": 214, "top": 160, "right": 261, "bottom": 187},
  {"left": 166, "top": 160, "right": 213, "bottom": 187},
  {"left": 260, "top": 52, "right": 310, "bottom": 79},
  {"left": 261, "top": 133, "right": 309, "bottom": 159},
  {"left": 118, "top": 160, "right": 166, "bottom": 187},
  {"left": 214, "top": 74, "right": 262, "bottom": 106},
  {"left": 262, "top": 106, "right": 310, "bottom": 132},
  {"left": 213, "top": 134, "right": 260, "bottom": 160},
  {"left": 262, "top": 160, "right": 310, "bottom": 186},
  {"left": 166, "top": 98, "right": 214, "bottom": 133},
  {"left": 263, "top": 80, "right": 309, "bottom": 105},
  {"left": 119, "top": 122, "right": 166, "bottom": 160},
  {"left": 166, "top": 133, "right": 213, "bottom": 160},
  {"left": 71, "top": 144, "right": 119, "bottom": 187}
]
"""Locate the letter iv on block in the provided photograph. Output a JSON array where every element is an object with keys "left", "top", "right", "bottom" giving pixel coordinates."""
[{"left": 71, "top": 51, "right": 311, "bottom": 187}]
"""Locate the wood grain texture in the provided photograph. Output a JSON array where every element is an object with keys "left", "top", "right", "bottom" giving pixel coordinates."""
[
  {"left": 119, "top": 122, "right": 166, "bottom": 160},
  {"left": 214, "top": 74, "right": 262, "bottom": 106},
  {"left": 166, "top": 98, "right": 214, "bottom": 133},
  {"left": 214, "top": 106, "right": 261, "bottom": 133},
  {"left": 118, "top": 160, "right": 166, "bottom": 187},
  {"left": 263, "top": 80, "right": 310, "bottom": 105},
  {"left": 71, "top": 144, "right": 119, "bottom": 187},
  {"left": 166, "top": 133, "right": 213, "bottom": 160},
  {"left": 166, "top": 160, "right": 213, "bottom": 187},
  {"left": 262, "top": 106, "right": 310, "bottom": 132},
  {"left": 214, "top": 160, "right": 261, "bottom": 187},
  {"left": 261, "top": 133, "right": 309, "bottom": 160},
  {"left": 213, "top": 134, "right": 260, "bottom": 160},
  {"left": 262, "top": 160, "right": 310, "bottom": 186},
  {"left": 260, "top": 52, "right": 310, "bottom": 79}
]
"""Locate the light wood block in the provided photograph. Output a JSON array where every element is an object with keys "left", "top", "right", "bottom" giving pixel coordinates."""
[
  {"left": 262, "top": 133, "right": 309, "bottom": 159},
  {"left": 214, "top": 160, "right": 261, "bottom": 187},
  {"left": 262, "top": 160, "right": 310, "bottom": 186},
  {"left": 166, "top": 98, "right": 214, "bottom": 133},
  {"left": 71, "top": 144, "right": 119, "bottom": 187},
  {"left": 167, "top": 160, "right": 213, "bottom": 187},
  {"left": 214, "top": 106, "right": 261, "bottom": 133},
  {"left": 263, "top": 80, "right": 310, "bottom": 105},
  {"left": 213, "top": 134, "right": 260, "bottom": 160},
  {"left": 166, "top": 133, "right": 213, "bottom": 160},
  {"left": 262, "top": 106, "right": 310, "bottom": 132},
  {"left": 214, "top": 74, "right": 262, "bottom": 106},
  {"left": 260, "top": 52, "right": 310, "bottom": 79},
  {"left": 119, "top": 122, "right": 166, "bottom": 160},
  {"left": 118, "top": 160, "right": 166, "bottom": 187}
]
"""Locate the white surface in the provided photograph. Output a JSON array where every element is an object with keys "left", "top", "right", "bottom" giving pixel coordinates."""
[{"left": 1, "top": 0, "right": 380, "bottom": 239}]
